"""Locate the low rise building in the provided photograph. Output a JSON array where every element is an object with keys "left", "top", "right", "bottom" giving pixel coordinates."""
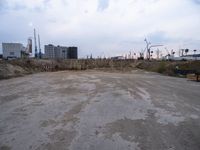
[
  {"left": 111, "top": 56, "right": 125, "bottom": 60},
  {"left": 164, "top": 54, "right": 200, "bottom": 61},
  {"left": 180, "top": 54, "right": 200, "bottom": 61},
  {"left": 2, "top": 43, "right": 27, "bottom": 59}
]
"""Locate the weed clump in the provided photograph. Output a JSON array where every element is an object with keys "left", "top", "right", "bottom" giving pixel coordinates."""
[{"left": 157, "top": 62, "right": 166, "bottom": 73}]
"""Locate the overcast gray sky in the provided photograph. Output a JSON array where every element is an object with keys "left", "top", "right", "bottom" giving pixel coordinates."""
[{"left": 0, "top": 0, "right": 200, "bottom": 57}]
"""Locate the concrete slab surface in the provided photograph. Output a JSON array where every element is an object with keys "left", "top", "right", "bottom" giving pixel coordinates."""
[{"left": 0, "top": 70, "right": 200, "bottom": 150}]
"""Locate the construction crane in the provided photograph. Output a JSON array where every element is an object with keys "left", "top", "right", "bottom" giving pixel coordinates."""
[
  {"left": 144, "top": 38, "right": 163, "bottom": 60},
  {"left": 138, "top": 48, "right": 146, "bottom": 60},
  {"left": 165, "top": 47, "right": 170, "bottom": 57},
  {"left": 163, "top": 47, "right": 175, "bottom": 60},
  {"left": 144, "top": 38, "right": 151, "bottom": 59},
  {"left": 162, "top": 47, "right": 171, "bottom": 60}
]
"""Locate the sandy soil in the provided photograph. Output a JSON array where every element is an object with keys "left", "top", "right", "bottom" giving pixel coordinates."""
[{"left": 0, "top": 70, "right": 200, "bottom": 150}]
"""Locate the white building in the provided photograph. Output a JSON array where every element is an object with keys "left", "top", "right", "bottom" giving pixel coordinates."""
[
  {"left": 44, "top": 44, "right": 68, "bottom": 59},
  {"left": 111, "top": 56, "right": 125, "bottom": 60},
  {"left": 2, "top": 43, "right": 25, "bottom": 59},
  {"left": 174, "top": 55, "right": 200, "bottom": 61},
  {"left": 162, "top": 54, "right": 200, "bottom": 61}
]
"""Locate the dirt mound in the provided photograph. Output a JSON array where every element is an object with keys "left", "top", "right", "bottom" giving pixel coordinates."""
[
  {"left": 0, "top": 59, "right": 137, "bottom": 79},
  {"left": 0, "top": 62, "right": 28, "bottom": 79},
  {"left": 1, "top": 59, "right": 200, "bottom": 80}
]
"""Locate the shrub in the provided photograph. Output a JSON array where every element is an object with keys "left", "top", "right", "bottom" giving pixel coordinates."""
[{"left": 157, "top": 62, "right": 166, "bottom": 73}]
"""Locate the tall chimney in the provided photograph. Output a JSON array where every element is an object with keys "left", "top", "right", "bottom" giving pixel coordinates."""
[{"left": 34, "top": 29, "right": 38, "bottom": 58}]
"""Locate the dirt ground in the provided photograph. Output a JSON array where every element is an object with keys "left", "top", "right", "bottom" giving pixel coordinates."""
[{"left": 0, "top": 70, "right": 200, "bottom": 150}]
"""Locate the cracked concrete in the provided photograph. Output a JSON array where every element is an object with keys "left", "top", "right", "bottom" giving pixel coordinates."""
[{"left": 0, "top": 70, "right": 200, "bottom": 150}]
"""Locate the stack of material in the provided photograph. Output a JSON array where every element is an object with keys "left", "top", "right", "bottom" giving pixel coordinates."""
[{"left": 187, "top": 73, "right": 199, "bottom": 82}]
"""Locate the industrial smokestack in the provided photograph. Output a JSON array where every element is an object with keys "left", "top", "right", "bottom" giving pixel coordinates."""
[
  {"left": 34, "top": 29, "right": 38, "bottom": 58},
  {"left": 38, "top": 34, "right": 41, "bottom": 59}
]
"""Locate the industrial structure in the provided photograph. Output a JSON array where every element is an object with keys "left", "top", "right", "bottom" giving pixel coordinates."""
[
  {"left": 2, "top": 42, "right": 31, "bottom": 59},
  {"left": 26, "top": 38, "right": 32, "bottom": 53},
  {"left": 34, "top": 29, "right": 38, "bottom": 58},
  {"left": 44, "top": 44, "right": 78, "bottom": 59},
  {"left": 33, "top": 28, "right": 43, "bottom": 58}
]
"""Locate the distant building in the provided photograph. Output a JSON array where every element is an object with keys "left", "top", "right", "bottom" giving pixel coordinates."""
[
  {"left": 44, "top": 44, "right": 78, "bottom": 59},
  {"left": 68, "top": 47, "right": 78, "bottom": 59},
  {"left": 44, "top": 44, "right": 54, "bottom": 59},
  {"left": 111, "top": 56, "right": 125, "bottom": 60},
  {"left": 2, "top": 43, "right": 29, "bottom": 59},
  {"left": 55, "top": 46, "right": 68, "bottom": 59},
  {"left": 177, "top": 54, "right": 200, "bottom": 61},
  {"left": 162, "top": 54, "right": 200, "bottom": 61}
]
